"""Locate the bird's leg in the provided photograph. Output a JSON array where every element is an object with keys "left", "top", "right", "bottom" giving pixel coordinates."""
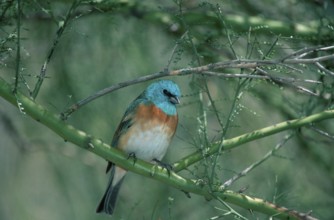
[
  {"left": 181, "top": 190, "right": 191, "bottom": 198},
  {"left": 127, "top": 152, "right": 137, "bottom": 165},
  {"left": 105, "top": 161, "right": 114, "bottom": 173},
  {"left": 152, "top": 159, "right": 173, "bottom": 176}
]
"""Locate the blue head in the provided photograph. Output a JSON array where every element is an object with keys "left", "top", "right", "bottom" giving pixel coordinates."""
[{"left": 145, "top": 80, "right": 181, "bottom": 115}]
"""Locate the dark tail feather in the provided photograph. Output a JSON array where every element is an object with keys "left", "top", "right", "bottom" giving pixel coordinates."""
[
  {"left": 96, "top": 192, "right": 108, "bottom": 213},
  {"left": 96, "top": 166, "right": 124, "bottom": 215}
]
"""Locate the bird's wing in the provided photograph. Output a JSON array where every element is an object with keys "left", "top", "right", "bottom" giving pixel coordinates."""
[{"left": 106, "top": 93, "right": 147, "bottom": 173}]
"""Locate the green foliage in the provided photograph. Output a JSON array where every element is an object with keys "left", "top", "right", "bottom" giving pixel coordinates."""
[{"left": 1, "top": 0, "right": 334, "bottom": 220}]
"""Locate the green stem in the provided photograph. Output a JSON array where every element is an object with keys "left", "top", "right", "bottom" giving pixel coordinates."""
[{"left": 173, "top": 109, "right": 334, "bottom": 172}]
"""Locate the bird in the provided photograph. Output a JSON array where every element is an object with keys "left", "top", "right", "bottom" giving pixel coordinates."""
[{"left": 96, "top": 80, "right": 181, "bottom": 215}]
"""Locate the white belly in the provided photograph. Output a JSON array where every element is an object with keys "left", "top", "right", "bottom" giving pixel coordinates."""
[{"left": 124, "top": 125, "right": 171, "bottom": 161}]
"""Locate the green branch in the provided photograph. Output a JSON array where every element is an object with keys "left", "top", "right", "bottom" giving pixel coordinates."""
[
  {"left": 98, "top": 1, "right": 329, "bottom": 39},
  {"left": 13, "top": 1, "right": 331, "bottom": 40},
  {"left": 174, "top": 109, "right": 334, "bottom": 172},
  {"left": 0, "top": 77, "right": 319, "bottom": 220},
  {"left": 83, "top": 1, "right": 330, "bottom": 38}
]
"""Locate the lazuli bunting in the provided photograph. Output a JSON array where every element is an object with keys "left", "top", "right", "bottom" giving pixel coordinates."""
[{"left": 96, "top": 80, "right": 181, "bottom": 215}]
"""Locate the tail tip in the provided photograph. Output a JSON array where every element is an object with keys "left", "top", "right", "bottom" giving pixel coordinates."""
[{"left": 96, "top": 200, "right": 114, "bottom": 215}]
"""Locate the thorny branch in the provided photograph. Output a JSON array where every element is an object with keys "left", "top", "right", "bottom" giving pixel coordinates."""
[
  {"left": 61, "top": 45, "right": 334, "bottom": 119},
  {"left": 30, "top": 0, "right": 82, "bottom": 100}
]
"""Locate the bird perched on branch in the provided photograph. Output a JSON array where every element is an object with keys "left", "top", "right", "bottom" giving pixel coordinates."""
[{"left": 96, "top": 80, "right": 181, "bottom": 215}]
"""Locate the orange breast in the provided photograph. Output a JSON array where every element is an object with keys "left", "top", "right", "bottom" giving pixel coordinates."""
[{"left": 135, "top": 103, "right": 178, "bottom": 135}]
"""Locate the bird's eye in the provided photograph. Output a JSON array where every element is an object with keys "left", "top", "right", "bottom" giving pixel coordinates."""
[
  {"left": 163, "top": 89, "right": 172, "bottom": 97},
  {"left": 163, "top": 88, "right": 179, "bottom": 104}
]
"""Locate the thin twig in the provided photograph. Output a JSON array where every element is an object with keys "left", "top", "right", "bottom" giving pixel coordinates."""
[
  {"left": 31, "top": 0, "right": 81, "bottom": 99},
  {"left": 281, "top": 45, "right": 334, "bottom": 60},
  {"left": 220, "top": 133, "right": 294, "bottom": 189},
  {"left": 13, "top": 0, "right": 21, "bottom": 94},
  {"left": 280, "top": 63, "right": 303, "bottom": 74},
  {"left": 60, "top": 71, "right": 167, "bottom": 119},
  {"left": 202, "top": 71, "right": 321, "bottom": 84},
  {"left": 282, "top": 46, "right": 323, "bottom": 60},
  {"left": 214, "top": 197, "right": 248, "bottom": 220},
  {"left": 61, "top": 46, "right": 334, "bottom": 118},
  {"left": 204, "top": 82, "right": 224, "bottom": 129},
  {"left": 285, "top": 54, "right": 334, "bottom": 64},
  {"left": 315, "top": 62, "right": 334, "bottom": 76},
  {"left": 255, "top": 67, "right": 319, "bottom": 96},
  {"left": 309, "top": 125, "right": 334, "bottom": 140},
  {"left": 165, "top": 31, "right": 188, "bottom": 70}
]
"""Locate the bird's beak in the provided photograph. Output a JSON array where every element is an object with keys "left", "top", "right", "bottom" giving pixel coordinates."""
[{"left": 170, "top": 96, "right": 180, "bottom": 105}]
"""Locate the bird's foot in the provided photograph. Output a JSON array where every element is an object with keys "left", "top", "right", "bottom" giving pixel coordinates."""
[
  {"left": 181, "top": 190, "right": 191, "bottom": 198},
  {"left": 152, "top": 159, "right": 173, "bottom": 176},
  {"left": 127, "top": 152, "right": 137, "bottom": 165}
]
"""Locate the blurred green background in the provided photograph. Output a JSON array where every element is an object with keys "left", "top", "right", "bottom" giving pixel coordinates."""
[{"left": 1, "top": 0, "right": 334, "bottom": 219}]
